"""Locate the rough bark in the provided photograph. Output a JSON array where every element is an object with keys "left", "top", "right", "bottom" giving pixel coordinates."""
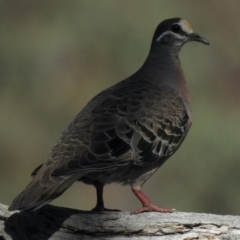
[{"left": 0, "top": 203, "right": 240, "bottom": 240}]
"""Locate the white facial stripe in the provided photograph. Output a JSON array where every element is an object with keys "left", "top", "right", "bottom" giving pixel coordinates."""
[
  {"left": 179, "top": 19, "right": 193, "bottom": 34},
  {"left": 156, "top": 31, "right": 185, "bottom": 42}
]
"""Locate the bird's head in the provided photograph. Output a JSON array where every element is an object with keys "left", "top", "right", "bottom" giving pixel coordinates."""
[{"left": 151, "top": 18, "right": 209, "bottom": 49}]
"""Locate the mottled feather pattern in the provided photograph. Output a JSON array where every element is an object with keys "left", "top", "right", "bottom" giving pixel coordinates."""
[{"left": 47, "top": 81, "right": 190, "bottom": 181}]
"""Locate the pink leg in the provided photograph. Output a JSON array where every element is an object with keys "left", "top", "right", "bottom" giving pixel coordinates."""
[{"left": 132, "top": 188, "right": 175, "bottom": 214}]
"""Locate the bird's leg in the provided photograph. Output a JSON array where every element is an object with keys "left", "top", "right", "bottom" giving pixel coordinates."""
[
  {"left": 132, "top": 188, "right": 175, "bottom": 214},
  {"left": 91, "top": 181, "right": 105, "bottom": 211},
  {"left": 91, "top": 181, "right": 120, "bottom": 212}
]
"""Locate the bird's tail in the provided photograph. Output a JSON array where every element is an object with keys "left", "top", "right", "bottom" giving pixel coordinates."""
[{"left": 8, "top": 165, "right": 82, "bottom": 211}]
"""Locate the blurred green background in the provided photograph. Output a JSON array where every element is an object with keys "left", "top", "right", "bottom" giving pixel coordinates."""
[{"left": 1, "top": 1, "right": 240, "bottom": 215}]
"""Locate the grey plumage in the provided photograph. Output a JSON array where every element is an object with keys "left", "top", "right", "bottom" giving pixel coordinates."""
[{"left": 9, "top": 18, "right": 209, "bottom": 213}]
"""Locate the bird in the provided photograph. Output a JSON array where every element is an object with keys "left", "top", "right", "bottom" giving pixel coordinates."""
[{"left": 9, "top": 18, "right": 209, "bottom": 214}]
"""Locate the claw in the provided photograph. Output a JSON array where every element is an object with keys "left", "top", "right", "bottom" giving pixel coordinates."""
[
  {"left": 133, "top": 204, "right": 175, "bottom": 214},
  {"left": 91, "top": 206, "right": 121, "bottom": 212}
]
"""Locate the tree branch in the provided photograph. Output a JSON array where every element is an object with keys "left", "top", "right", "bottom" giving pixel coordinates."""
[{"left": 1, "top": 203, "right": 240, "bottom": 239}]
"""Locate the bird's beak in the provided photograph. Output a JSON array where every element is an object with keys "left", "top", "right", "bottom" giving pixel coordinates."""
[{"left": 188, "top": 33, "right": 210, "bottom": 45}]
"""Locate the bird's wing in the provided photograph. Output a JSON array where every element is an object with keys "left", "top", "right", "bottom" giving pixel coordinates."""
[{"left": 50, "top": 85, "right": 191, "bottom": 176}]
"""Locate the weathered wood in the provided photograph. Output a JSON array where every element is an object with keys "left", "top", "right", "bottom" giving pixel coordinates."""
[{"left": 1, "top": 203, "right": 240, "bottom": 239}]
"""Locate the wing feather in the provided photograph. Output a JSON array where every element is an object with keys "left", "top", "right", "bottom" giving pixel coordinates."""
[{"left": 50, "top": 85, "right": 191, "bottom": 175}]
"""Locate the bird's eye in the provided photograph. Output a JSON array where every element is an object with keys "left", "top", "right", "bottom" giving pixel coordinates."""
[{"left": 171, "top": 24, "right": 181, "bottom": 33}]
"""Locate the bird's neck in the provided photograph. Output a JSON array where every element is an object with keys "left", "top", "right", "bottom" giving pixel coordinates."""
[{"left": 136, "top": 45, "right": 190, "bottom": 102}]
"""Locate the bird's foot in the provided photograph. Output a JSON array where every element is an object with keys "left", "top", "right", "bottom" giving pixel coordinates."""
[
  {"left": 133, "top": 203, "right": 175, "bottom": 214},
  {"left": 131, "top": 188, "right": 176, "bottom": 214},
  {"left": 91, "top": 206, "right": 121, "bottom": 212}
]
